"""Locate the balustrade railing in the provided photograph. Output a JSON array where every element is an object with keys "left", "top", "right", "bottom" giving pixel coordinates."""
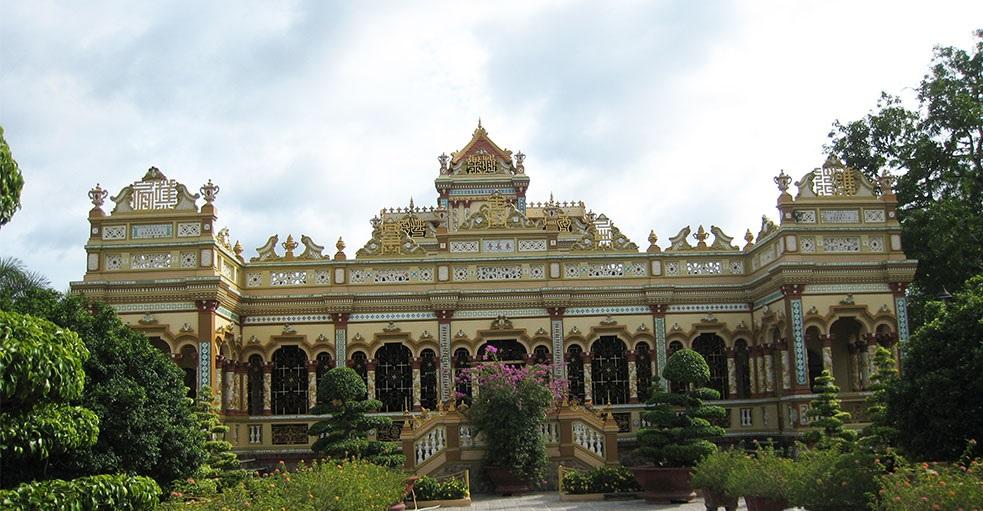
[
  {"left": 541, "top": 420, "right": 560, "bottom": 444},
  {"left": 414, "top": 424, "right": 447, "bottom": 466},
  {"left": 572, "top": 420, "right": 605, "bottom": 458}
]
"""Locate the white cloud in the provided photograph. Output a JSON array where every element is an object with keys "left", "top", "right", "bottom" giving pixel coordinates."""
[{"left": 0, "top": 0, "right": 980, "bottom": 289}]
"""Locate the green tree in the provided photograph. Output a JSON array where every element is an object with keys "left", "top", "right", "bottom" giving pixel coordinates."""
[
  {"left": 0, "top": 126, "right": 24, "bottom": 227},
  {"left": 635, "top": 349, "right": 727, "bottom": 467},
  {"left": 887, "top": 275, "right": 983, "bottom": 461},
  {"left": 827, "top": 29, "right": 983, "bottom": 312},
  {"left": 0, "top": 310, "right": 160, "bottom": 509},
  {"left": 804, "top": 370, "right": 857, "bottom": 449},
  {"left": 859, "top": 346, "right": 901, "bottom": 456},
  {"left": 0, "top": 258, "right": 49, "bottom": 301},
  {"left": 308, "top": 367, "right": 404, "bottom": 468},
  {"left": 1, "top": 283, "right": 206, "bottom": 489},
  {"left": 192, "top": 387, "right": 242, "bottom": 473}
]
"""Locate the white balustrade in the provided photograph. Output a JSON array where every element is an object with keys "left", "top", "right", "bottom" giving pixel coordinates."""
[
  {"left": 540, "top": 421, "right": 560, "bottom": 444},
  {"left": 458, "top": 424, "right": 484, "bottom": 448},
  {"left": 414, "top": 425, "right": 447, "bottom": 465},
  {"left": 572, "top": 421, "right": 605, "bottom": 458}
]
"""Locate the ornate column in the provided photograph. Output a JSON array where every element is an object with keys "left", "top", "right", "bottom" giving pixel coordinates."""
[
  {"left": 306, "top": 360, "right": 318, "bottom": 412},
  {"left": 412, "top": 357, "right": 422, "bottom": 411},
  {"left": 752, "top": 345, "right": 765, "bottom": 397},
  {"left": 582, "top": 351, "right": 593, "bottom": 405},
  {"left": 221, "top": 358, "right": 233, "bottom": 413},
  {"left": 367, "top": 359, "right": 377, "bottom": 401},
  {"left": 764, "top": 345, "right": 775, "bottom": 394},
  {"left": 725, "top": 348, "right": 737, "bottom": 398},
  {"left": 781, "top": 284, "right": 809, "bottom": 393},
  {"left": 820, "top": 334, "right": 834, "bottom": 372},
  {"left": 195, "top": 300, "right": 219, "bottom": 396},
  {"left": 627, "top": 350, "right": 639, "bottom": 403},
  {"left": 890, "top": 282, "right": 910, "bottom": 347},
  {"left": 858, "top": 338, "right": 871, "bottom": 389},
  {"left": 262, "top": 362, "right": 273, "bottom": 415},
  {"left": 436, "top": 310, "right": 454, "bottom": 402},
  {"left": 748, "top": 345, "right": 760, "bottom": 396},
  {"left": 650, "top": 304, "right": 668, "bottom": 390},
  {"left": 236, "top": 362, "right": 248, "bottom": 415},
  {"left": 548, "top": 307, "right": 566, "bottom": 379},
  {"left": 777, "top": 338, "right": 792, "bottom": 391},
  {"left": 848, "top": 343, "right": 861, "bottom": 391},
  {"left": 331, "top": 313, "right": 350, "bottom": 367}
]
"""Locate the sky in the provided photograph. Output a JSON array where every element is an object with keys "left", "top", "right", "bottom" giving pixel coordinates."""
[{"left": 1, "top": 1, "right": 981, "bottom": 290}]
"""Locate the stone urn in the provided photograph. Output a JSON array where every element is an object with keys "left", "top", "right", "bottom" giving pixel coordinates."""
[
  {"left": 630, "top": 466, "right": 696, "bottom": 503},
  {"left": 485, "top": 467, "right": 531, "bottom": 496}
]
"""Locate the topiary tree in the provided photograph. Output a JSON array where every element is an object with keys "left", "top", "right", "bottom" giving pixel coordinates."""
[
  {"left": 635, "top": 349, "right": 726, "bottom": 467},
  {"left": 0, "top": 310, "right": 160, "bottom": 508},
  {"left": 859, "top": 346, "right": 900, "bottom": 456},
  {"left": 804, "top": 370, "right": 857, "bottom": 449},
  {"left": 308, "top": 366, "right": 404, "bottom": 468}
]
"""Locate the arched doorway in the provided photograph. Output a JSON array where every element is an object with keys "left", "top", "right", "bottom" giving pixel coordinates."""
[
  {"left": 693, "top": 333, "right": 728, "bottom": 398},
  {"left": 271, "top": 346, "right": 308, "bottom": 415},
  {"left": 532, "top": 345, "right": 551, "bottom": 365},
  {"left": 831, "top": 317, "right": 864, "bottom": 391},
  {"left": 591, "top": 336, "right": 629, "bottom": 405},
  {"left": 805, "top": 326, "right": 824, "bottom": 391},
  {"left": 375, "top": 343, "right": 412, "bottom": 412}
]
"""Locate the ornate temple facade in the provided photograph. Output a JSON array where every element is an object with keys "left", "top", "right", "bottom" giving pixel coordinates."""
[{"left": 73, "top": 125, "right": 915, "bottom": 467}]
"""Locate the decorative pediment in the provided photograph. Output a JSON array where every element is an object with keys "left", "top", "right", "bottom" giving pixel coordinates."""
[
  {"left": 570, "top": 214, "right": 638, "bottom": 251},
  {"left": 110, "top": 167, "right": 200, "bottom": 213},
  {"left": 446, "top": 122, "right": 516, "bottom": 176},
  {"left": 459, "top": 193, "right": 540, "bottom": 230},
  {"left": 357, "top": 219, "right": 428, "bottom": 257},
  {"left": 794, "top": 156, "right": 877, "bottom": 199}
]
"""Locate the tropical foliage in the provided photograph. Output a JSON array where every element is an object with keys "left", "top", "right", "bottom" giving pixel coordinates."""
[
  {"left": 561, "top": 466, "right": 639, "bottom": 495},
  {"left": 804, "top": 369, "right": 857, "bottom": 449},
  {"left": 308, "top": 366, "right": 404, "bottom": 468},
  {"left": 412, "top": 475, "right": 469, "bottom": 501},
  {"left": 0, "top": 126, "right": 24, "bottom": 227}
]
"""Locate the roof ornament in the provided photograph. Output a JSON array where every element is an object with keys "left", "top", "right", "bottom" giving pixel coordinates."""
[
  {"left": 693, "top": 225, "right": 710, "bottom": 250},
  {"left": 438, "top": 153, "right": 449, "bottom": 175},
  {"left": 88, "top": 183, "right": 107, "bottom": 209},
  {"left": 334, "top": 237, "right": 347, "bottom": 260},
  {"left": 515, "top": 151, "right": 525, "bottom": 174},
  {"left": 281, "top": 235, "right": 299, "bottom": 260},
  {"left": 877, "top": 168, "right": 896, "bottom": 197},
  {"left": 743, "top": 229, "right": 755, "bottom": 250},
  {"left": 646, "top": 230, "right": 661, "bottom": 253},
  {"left": 774, "top": 170, "right": 792, "bottom": 193},
  {"left": 200, "top": 179, "right": 220, "bottom": 204}
]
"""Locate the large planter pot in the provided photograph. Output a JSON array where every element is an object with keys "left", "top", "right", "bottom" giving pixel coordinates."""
[
  {"left": 702, "top": 488, "right": 738, "bottom": 511},
  {"left": 744, "top": 495, "right": 788, "bottom": 511},
  {"left": 630, "top": 466, "right": 696, "bottom": 503},
  {"left": 485, "top": 467, "right": 531, "bottom": 496}
]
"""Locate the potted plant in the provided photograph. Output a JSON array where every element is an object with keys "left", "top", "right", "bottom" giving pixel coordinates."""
[
  {"left": 461, "top": 346, "right": 564, "bottom": 495},
  {"left": 692, "top": 448, "right": 743, "bottom": 511},
  {"left": 725, "top": 444, "right": 792, "bottom": 511},
  {"left": 631, "top": 348, "right": 727, "bottom": 503}
]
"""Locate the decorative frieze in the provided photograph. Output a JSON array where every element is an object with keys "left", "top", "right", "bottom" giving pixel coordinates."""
[
  {"left": 243, "top": 314, "right": 331, "bottom": 325},
  {"left": 102, "top": 225, "right": 126, "bottom": 240},
  {"left": 866, "top": 237, "right": 884, "bottom": 252},
  {"left": 314, "top": 270, "right": 330, "bottom": 285},
  {"left": 177, "top": 222, "right": 201, "bottom": 237},
  {"left": 800, "top": 237, "right": 816, "bottom": 253},
  {"left": 131, "top": 223, "right": 173, "bottom": 239},
  {"left": 180, "top": 252, "right": 197, "bottom": 268},
  {"left": 666, "top": 303, "right": 751, "bottom": 313},
  {"left": 665, "top": 262, "right": 679, "bottom": 276},
  {"left": 793, "top": 210, "right": 816, "bottom": 223},
  {"left": 863, "top": 209, "right": 886, "bottom": 223},
  {"left": 476, "top": 265, "right": 522, "bottom": 280},
  {"left": 822, "top": 236, "right": 860, "bottom": 252},
  {"left": 449, "top": 240, "right": 479, "bottom": 253},
  {"left": 566, "top": 306, "right": 649, "bottom": 316},
  {"left": 245, "top": 273, "right": 263, "bottom": 287},
  {"left": 105, "top": 254, "right": 122, "bottom": 271},
  {"left": 821, "top": 209, "right": 860, "bottom": 223},
  {"left": 220, "top": 260, "right": 235, "bottom": 280},
  {"left": 348, "top": 311, "right": 437, "bottom": 322},
  {"left": 482, "top": 239, "right": 515, "bottom": 253},
  {"left": 686, "top": 261, "right": 721, "bottom": 275},
  {"left": 518, "top": 239, "right": 548, "bottom": 252},
  {"left": 131, "top": 253, "right": 172, "bottom": 269},
  {"left": 113, "top": 302, "right": 196, "bottom": 313},
  {"left": 729, "top": 261, "right": 744, "bottom": 274},
  {"left": 270, "top": 271, "right": 307, "bottom": 286},
  {"left": 804, "top": 283, "right": 891, "bottom": 294}
]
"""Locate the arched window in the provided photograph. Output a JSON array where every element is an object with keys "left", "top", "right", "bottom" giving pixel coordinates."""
[
  {"left": 693, "top": 334, "right": 728, "bottom": 398},
  {"left": 533, "top": 345, "right": 551, "bottom": 366},
  {"left": 314, "top": 352, "right": 333, "bottom": 404},
  {"left": 272, "top": 346, "right": 308, "bottom": 415},
  {"left": 178, "top": 345, "right": 198, "bottom": 399},
  {"left": 831, "top": 317, "right": 864, "bottom": 391},
  {"left": 375, "top": 343, "right": 412, "bottom": 412},
  {"left": 667, "top": 341, "right": 685, "bottom": 393},
  {"left": 734, "top": 339, "right": 752, "bottom": 399},
  {"left": 478, "top": 339, "right": 527, "bottom": 365},
  {"left": 453, "top": 348, "right": 472, "bottom": 405},
  {"left": 420, "top": 349, "right": 438, "bottom": 410},
  {"left": 351, "top": 351, "right": 368, "bottom": 400},
  {"left": 805, "top": 326, "right": 824, "bottom": 392},
  {"left": 247, "top": 354, "right": 264, "bottom": 415},
  {"left": 635, "top": 342, "right": 653, "bottom": 401},
  {"left": 149, "top": 336, "right": 170, "bottom": 355},
  {"left": 567, "top": 345, "right": 585, "bottom": 402},
  {"left": 591, "top": 336, "right": 629, "bottom": 405}
]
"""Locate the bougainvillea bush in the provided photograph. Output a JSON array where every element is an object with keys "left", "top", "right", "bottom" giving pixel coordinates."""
[{"left": 458, "top": 346, "right": 565, "bottom": 483}]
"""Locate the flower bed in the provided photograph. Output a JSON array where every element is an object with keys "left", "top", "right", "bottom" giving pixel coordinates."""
[
  {"left": 878, "top": 460, "right": 983, "bottom": 510},
  {"left": 409, "top": 471, "right": 471, "bottom": 507}
]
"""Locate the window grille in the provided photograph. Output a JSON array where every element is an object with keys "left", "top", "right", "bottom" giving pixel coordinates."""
[
  {"left": 272, "top": 346, "right": 308, "bottom": 415},
  {"left": 591, "top": 336, "right": 629, "bottom": 405},
  {"left": 375, "top": 343, "right": 412, "bottom": 412}
]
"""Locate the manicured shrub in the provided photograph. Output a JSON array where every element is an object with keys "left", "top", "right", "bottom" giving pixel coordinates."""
[
  {"left": 0, "top": 473, "right": 160, "bottom": 511},
  {"left": 691, "top": 448, "right": 745, "bottom": 498},
  {"left": 724, "top": 444, "right": 793, "bottom": 501},
  {"left": 165, "top": 459, "right": 406, "bottom": 511},
  {"left": 412, "top": 475, "right": 469, "bottom": 500},
  {"left": 788, "top": 447, "right": 884, "bottom": 511},
  {"left": 561, "top": 466, "right": 640, "bottom": 494}
]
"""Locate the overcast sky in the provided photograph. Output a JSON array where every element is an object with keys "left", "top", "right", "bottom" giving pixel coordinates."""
[{"left": 2, "top": 1, "right": 981, "bottom": 290}]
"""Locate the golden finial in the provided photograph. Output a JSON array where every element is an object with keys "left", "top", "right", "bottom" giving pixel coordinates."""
[
  {"left": 334, "top": 237, "right": 347, "bottom": 261},
  {"left": 743, "top": 229, "right": 755, "bottom": 250},
  {"left": 693, "top": 225, "right": 709, "bottom": 249},
  {"left": 88, "top": 183, "right": 108, "bottom": 209},
  {"left": 282, "top": 235, "right": 298, "bottom": 259}
]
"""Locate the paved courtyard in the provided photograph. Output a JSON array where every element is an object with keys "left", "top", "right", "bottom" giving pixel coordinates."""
[{"left": 431, "top": 493, "right": 746, "bottom": 510}]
